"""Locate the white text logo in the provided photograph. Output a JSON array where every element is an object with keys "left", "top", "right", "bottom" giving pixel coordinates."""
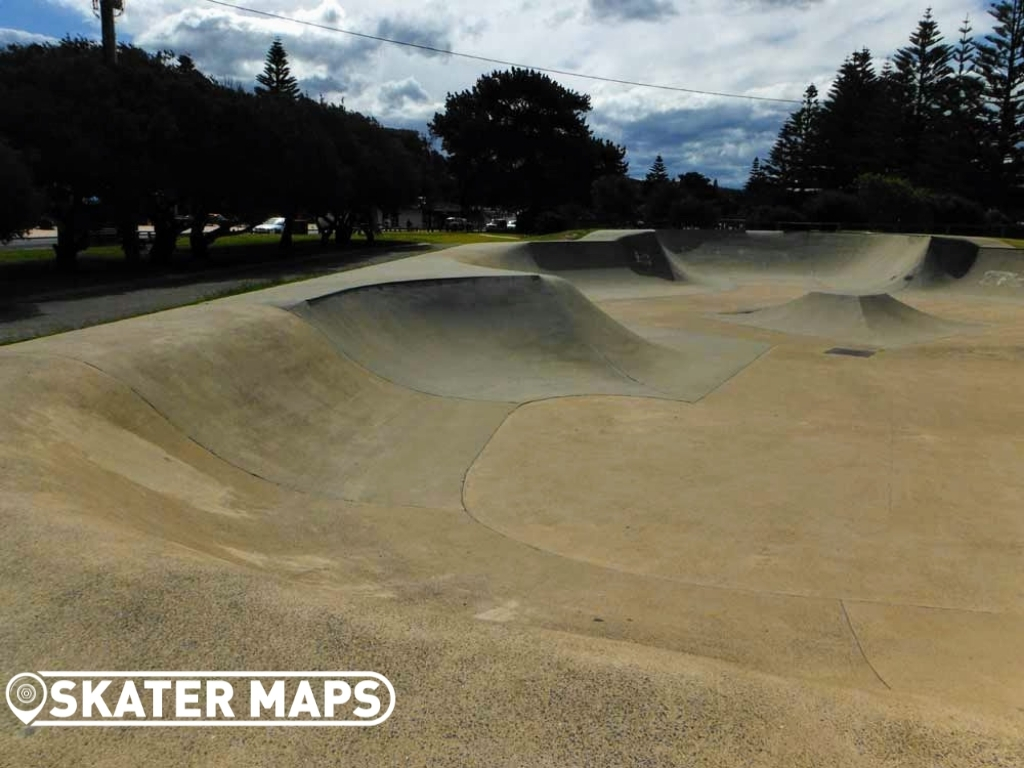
[{"left": 5, "top": 671, "right": 395, "bottom": 727}]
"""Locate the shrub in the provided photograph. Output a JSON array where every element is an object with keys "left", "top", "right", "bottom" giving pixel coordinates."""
[
  {"left": 802, "top": 191, "right": 866, "bottom": 225},
  {"left": 855, "top": 174, "right": 932, "bottom": 231},
  {"left": 670, "top": 196, "right": 718, "bottom": 228},
  {"left": 745, "top": 205, "right": 805, "bottom": 230},
  {"left": 925, "top": 193, "right": 986, "bottom": 231}
]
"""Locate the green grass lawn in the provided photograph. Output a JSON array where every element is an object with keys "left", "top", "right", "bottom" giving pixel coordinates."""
[
  {"left": 1001, "top": 238, "right": 1024, "bottom": 248},
  {"left": 352, "top": 228, "right": 596, "bottom": 247},
  {"left": 206, "top": 233, "right": 322, "bottom": 248},
  {"left": 0, "top": 244, "right": 126, "bottom": 264},
  {"left": 0, "top": 228, "right": 599, "bottom": 265},
  {"left": 0, "top": 233, "right": 327, "bottom": 265}
]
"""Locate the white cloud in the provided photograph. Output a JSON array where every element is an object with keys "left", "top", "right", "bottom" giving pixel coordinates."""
[{"left": 0, "top": 28, "right": 59, "bottom": 46}]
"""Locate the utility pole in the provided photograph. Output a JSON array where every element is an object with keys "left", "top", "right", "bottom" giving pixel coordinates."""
[{"left": 95, "top": 0, "right": 121, "bottom": 65}]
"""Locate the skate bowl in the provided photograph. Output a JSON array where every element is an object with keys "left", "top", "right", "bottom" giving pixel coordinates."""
[
  {"left": 292, "top": 273, "right": 764, "bottom": 402},
  {"left": 1, "top": 230, "right": 1023, "bottom": 767},
  {"left": 658, "top": 229, "right": 984, "bottom": 293}
]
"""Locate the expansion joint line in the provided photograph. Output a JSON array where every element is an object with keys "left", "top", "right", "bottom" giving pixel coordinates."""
[
  {"left": 840, "top": 599, "right": 891, "bottom": 690},
  {"left": 888, "top": 387, "right": 895, "bottom": 520}
]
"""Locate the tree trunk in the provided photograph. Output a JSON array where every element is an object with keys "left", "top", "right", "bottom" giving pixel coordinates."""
[
  {"left": 278, "top": 212, "right": 295, "bottom": 253},
  {"left": 148, "top": 207, "right": 178, "bottom": 267},
  {"left": 318, "top": 214, "right": 335, "bottom": 247},
  {"left": 52, "top": 191, "right": 83, "bottom": 271},
  {"left": 53, "top": 222, "right": 79, "bottom": 271},
  {"left": 119, "top": 214, "right": 140, "bottom": 265},
  {"left": 189, "top": 209, "right": 208, "bottom": 260},
  {"left": 334, "top": 212, "right": 353, "bottom": 245}
]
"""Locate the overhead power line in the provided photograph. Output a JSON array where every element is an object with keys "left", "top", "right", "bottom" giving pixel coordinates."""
[{"left": 200, "top": 0, "right": 801, "bottom": 105}]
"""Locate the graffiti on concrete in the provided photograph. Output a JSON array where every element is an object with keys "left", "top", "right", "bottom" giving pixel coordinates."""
[
  {"left": 633, "top": 251, "right": 653, "bottom": 268},
  {"left": 980, "top": 270, "right": 1024, "bottom": 288}
]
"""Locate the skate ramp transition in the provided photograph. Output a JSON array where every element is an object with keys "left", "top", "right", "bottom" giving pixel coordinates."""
[
  {"left": 461, "top": 230, "right": 1016, "bottom": 301},
  {"left": 453, "top": 229, "right": 685, "bottom": 299},
  {"left": 2, "top": 230, "right": 1024, "bottom": 766},
  {"left": 292, "top": 273, "right": 764, "bottom": 402},
  {"left": 465, "top": 229, "right": 676, "bottom": 279},
  {"left": 656, "top": 229, "right": 984, "bottom": 293},
  {"left": 721, "top": 291, "right": 970, "bottom": 346}
]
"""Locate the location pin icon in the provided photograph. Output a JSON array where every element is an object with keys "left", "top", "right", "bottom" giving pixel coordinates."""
[{"left": 6, "top": 673, "right": 47, "bottom": 725}]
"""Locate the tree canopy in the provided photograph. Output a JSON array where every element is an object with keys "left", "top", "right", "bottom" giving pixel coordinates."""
[
  {"left": 746, "top": 3, "right": 1024, "bottom": 228},
  {"left": 429, "top": 67, "right": 627, "bottom": 217},
  {"left": 0, "top": 38, "right": 437, "bottom": 265}
]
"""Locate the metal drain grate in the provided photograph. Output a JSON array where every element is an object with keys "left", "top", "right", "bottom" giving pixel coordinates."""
[{"left": 825, "top": 347, "right": 876, "bottom": 358}]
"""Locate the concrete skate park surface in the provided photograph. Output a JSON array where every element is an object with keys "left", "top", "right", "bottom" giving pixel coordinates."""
[{"left": 2, "top": 230, "right": 1023, "bottom": 766}]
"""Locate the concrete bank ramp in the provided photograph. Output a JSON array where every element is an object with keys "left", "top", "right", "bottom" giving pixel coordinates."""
[
  {"left": 657, "top": 230, "right": 962, "bottom": 294},
  {"left": 932, "top": 240, "right": 1024, "bottom": 298},
  {"left": 454, "top": 230, "right": 687, "bottom": 299},
  {"left": 293, "top": 273, "right": 764, "bottom": 402},
  {"left": 463, "top": 230, "right": 673, "bottom": 277},
  {"left": 723, "top": 291, "right": 970, "bottom": 347},
  {"left": 15, "top": 303, "right": 514, "bottom": 510}
]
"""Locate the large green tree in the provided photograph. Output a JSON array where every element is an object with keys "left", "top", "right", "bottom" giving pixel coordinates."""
[
  {"left": 0, "top": 39, "right": 130, "bottom": 266},
  {"left": 429, "top": 67, "right": 626, "bottom": 219},
  {"left": 0, "top": 139, "right": 39, "bottom": 242}
]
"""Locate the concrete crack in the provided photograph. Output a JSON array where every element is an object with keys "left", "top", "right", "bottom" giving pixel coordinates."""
[{"left": 841, "top": 599, "right": 891, "bottom": 690}]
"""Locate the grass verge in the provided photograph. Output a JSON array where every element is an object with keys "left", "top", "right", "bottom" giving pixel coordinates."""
[{"left": 1, "top": 228, "right": 601, "bottom": 264}]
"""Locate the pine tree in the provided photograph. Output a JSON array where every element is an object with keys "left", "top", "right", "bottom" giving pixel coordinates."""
[
  {"left": 893, "top": 9, "right": 954, "bottom": 187},
  {"left": 764, "top": 85, "right": 822, "bottom": 195},
  {"left": 744, "top": 157, "right": 772, "bottom": 203},
  {"left": 255, "top": 39, "right": 301, "bottom": 99},
  {"left": 819, "top": 49, "right": 884, "bottom": 189},
  {"left": 975, "top": 0, "right": 1024, "bottom": 197},
  {"left": 745, "top": 157, "right": 767, "bottom": 191},
  {"left": 645, "top": 155, "right": 669, "bottom": 183},
  {"left": 875, "top": 60, "right": 908, "bottom": 176},
  {"left": 954, "top": 15, "right": 978, "bottom": 78},
  {"left": 894, "top": 9, "right": 953, "bottom": 121},
  {"left": 941, "top": 16, "right": 990, "bottom": 198}
]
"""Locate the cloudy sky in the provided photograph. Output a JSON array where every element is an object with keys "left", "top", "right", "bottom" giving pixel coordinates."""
[{"left": 1, "top": 0, "right": 988, "bottom": 187}]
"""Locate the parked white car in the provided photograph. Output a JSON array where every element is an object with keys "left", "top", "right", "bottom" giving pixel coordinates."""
[{"left": 253, "top": 217, "right": 286, "bottom": 234}]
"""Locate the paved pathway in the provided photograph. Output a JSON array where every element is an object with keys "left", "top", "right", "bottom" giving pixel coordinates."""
[{"left": 0, "top": 247, "right": 423, "bottom": 345}]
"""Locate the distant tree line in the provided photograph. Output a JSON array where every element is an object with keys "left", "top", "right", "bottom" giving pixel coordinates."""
[
  {"left": 0, "top": 38, "right": 449, "bottom": 265},
  {"left": 12, "top": 10, "right": 1016, "bottom": 259},
  {"left": 745, "top": 3, "right": 1024, "bottom": 231}
]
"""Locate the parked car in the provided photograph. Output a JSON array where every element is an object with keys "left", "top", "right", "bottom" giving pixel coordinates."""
[
  {"left": 444, "top": 217, "right": 469, "bottom": 231},
  {"left": 253, "top": 217, "right": 286, "bottom": 234},
  {"left": 484, "top": 219, "right": 508, "bottom": 232},
  {"left": 507, "top": 218, "right": 517, "bottom": 231}
]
